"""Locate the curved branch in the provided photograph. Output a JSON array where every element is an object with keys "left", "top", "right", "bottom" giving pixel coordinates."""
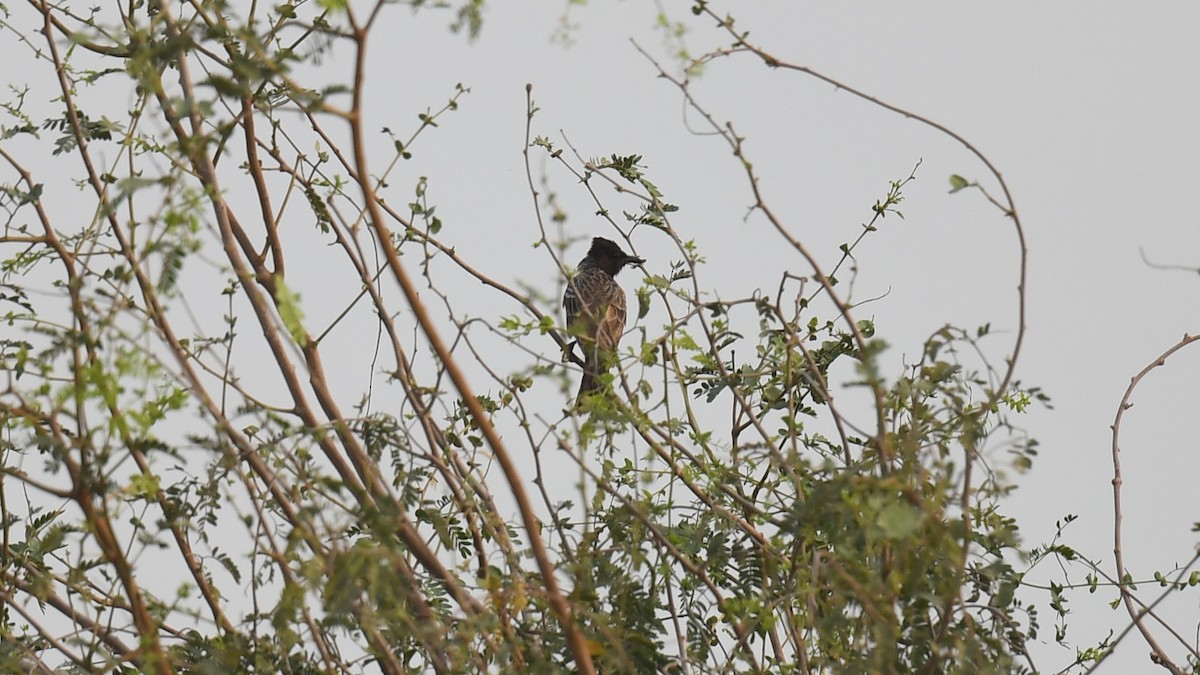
[{"left": 1110, "top": 332, "right": 1200, "bottom": 675}]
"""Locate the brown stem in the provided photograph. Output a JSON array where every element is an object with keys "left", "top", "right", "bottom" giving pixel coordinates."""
[
  {"left": 343, "top": 17, "right": 594, "bottom": 673},
  {"left": 1110, "top": 333, "right": 1199, "bottom": 675}
]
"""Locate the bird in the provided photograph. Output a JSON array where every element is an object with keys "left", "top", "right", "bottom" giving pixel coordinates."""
[{"left": 563, "top": 237, "right": 645, "bottom": 404}]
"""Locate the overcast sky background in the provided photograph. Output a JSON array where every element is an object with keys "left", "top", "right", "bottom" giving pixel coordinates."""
[
  {"left": 5, "top": 1, "right": 1199, "bottom": 671},
  {"left": 360, "top": 2, "right": 1200, "bottom": 670}
]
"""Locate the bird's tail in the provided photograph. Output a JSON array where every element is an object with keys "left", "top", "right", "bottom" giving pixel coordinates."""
[
  {"left": 575, "top": 368, "right": 600, "bottom": 404},
  {"left": 575, "top": 350, "right": 603, "bottom": 405}
]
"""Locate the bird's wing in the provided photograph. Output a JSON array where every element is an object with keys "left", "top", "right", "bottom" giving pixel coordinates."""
[
  {"left": 595, "top": 285, "right": 627, "bottom": 351},
  {"left": 563, "top": 279, "right": 581, "bottom": 329}
]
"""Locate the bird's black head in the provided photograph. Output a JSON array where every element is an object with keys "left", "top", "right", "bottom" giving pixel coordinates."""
[{"left": 588, "top": 237, "right": 645, "bottom": 276}]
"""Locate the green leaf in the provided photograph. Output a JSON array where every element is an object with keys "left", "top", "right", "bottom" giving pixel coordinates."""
[
  {"left": 636, "top": 287, "right": 651, "bottom": 320},
  {"left": 876, "top": 501, "right": 922, "bottom": 540},
  {"left": 275, "top": 276, "right": 309, "bottom": 347},
  {"left": 948, "top": 174, "right": 969, "bottom": 193},
  {"left": 130, "top": 471, "right": 162, "bottom": 497},
  {"left": 19, "top": 184, "right": 42, "bottom": 205}
]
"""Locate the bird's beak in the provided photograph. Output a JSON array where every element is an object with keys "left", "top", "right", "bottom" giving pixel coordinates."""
[{"left": 625, "top": 255, "right": 645, "bottom": 266}]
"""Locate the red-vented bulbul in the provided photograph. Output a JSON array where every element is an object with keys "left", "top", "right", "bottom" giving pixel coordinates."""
[{"left": 563, "top": 237, "right": 644, "bottom": 403}]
